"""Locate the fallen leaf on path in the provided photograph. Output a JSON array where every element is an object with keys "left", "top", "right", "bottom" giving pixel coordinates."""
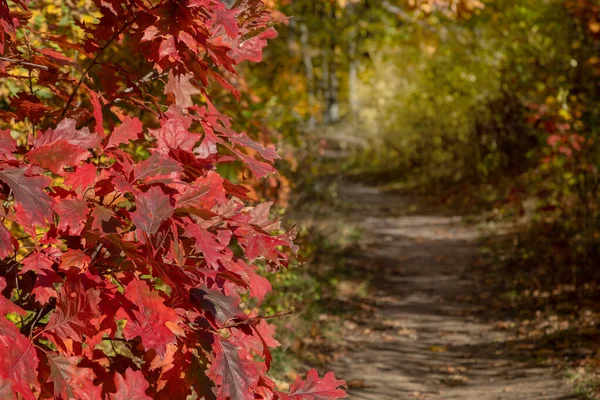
[{"left": 429, "top": 346, "right": 448, "bottom": 352}]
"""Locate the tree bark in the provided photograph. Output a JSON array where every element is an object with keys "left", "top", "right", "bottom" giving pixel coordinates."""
[{"left": 300, "top": 23, "right": 316, "bottom": 130}]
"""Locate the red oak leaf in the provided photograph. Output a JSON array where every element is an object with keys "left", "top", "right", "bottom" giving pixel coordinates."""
[
  {"left": 233, "top": 150, "right": 276, "bottom": 179},
  {"left": 0, "top": 319, "right": 39, "bottom": 400},
  {"left": 189, "top": 286, "right": 245, "bottom": 327},
  {"left": 47, "top": 353, "right": 102, "bottom": 400},
  {"left": 0, "top": 278, "right": 39, "bottom": 400},
  {"left": 91, "top": 205, "right": 122, "bottom": 234},
  {"left": 108, "top": 116, "right": 143, "bottom": 149},
  {"left": 64, "top": 163, "right": 97, "bottom": 195},
  {"left": 215, "top": 6, "right": 239, "bottom": 37},
  {"left": 131, "top": 186, "right": 174, "bottom": 237},
  {"left": 34, "top": 119, "right": 101, "bottom": 149},
  {"left": 245, "top": 268, "right": 271, "bottom": 303},
  {"left": 284, "top": 370, "right": 347, "bottom": 400},
  {"left": 229, "top": 28, "right": 278, "bottom": 64},
  {"left": 0, "top": 223, "right": 15, "bottom": 258},
  {"left": 208, "top": 336, "right": 260, "bottom": 400},
  {"left": 0, "top": 165, "right": 53, "bottom": 226},
  {"left": 89, "top": 90, "right": 104, "bottom": 136},
  {"left": 39, "top": 47, "right": 74, "bottom": 65},
  {"left": 118, "top": 279, "right": 179, "bottom": 358},
  {"left": 230, "top": 133, "right": 279, "bottom": 162},
  {"left": 32, "top": 268, "right": 61, "bottom": 305},
  {"left": 149, "top": 108, "right": 200, "bottom": 154},
  {"left": 21, "top": 251, "right": 54, "bottom": 275},
  {"left": 158, "top": 35, "right": 178, "bottom": 61},
  {"left": 9, "top": 92, "right": 52, "bottom": 124},
  {"left": 28, "top": 140, "right": 90, "bottom": 174},
  {"left": 0, "top": 278, "right": 22, "bottom": 316},
  {"left": 111, "top": 368, "right": 152, "bottom": 400},
  {"left": 60, "top": 249, "right": 91, "bottom": 271},
  {"left": 164, "top": 72, "right": 200, "bottom": 108},
  {"left": 178, "top": 31, "right": 198, "bottom": 55},
  {"left": 54, "top": 198, "right": 88, "bottom": 235},
  {"left": 0, "top": 129, "right": 16, "bottom": 160},
  {"left": 183, "top": 224, "right": 227, "bottom": 269},
  {"left": 176, "top": 171, "right": 227, "bottom": 211},
  {"left": 44, "top": 280, "right": 102, "bottom": 347},
  {"left": 133, "top": 152, "right": 182, "bottom": 183},
  {"left": 243, "top": 231, "right": 287, "bottom": 263}
]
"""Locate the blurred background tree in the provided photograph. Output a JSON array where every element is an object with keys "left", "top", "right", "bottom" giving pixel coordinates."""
[{"left": 229, "top": 0, "right": 600, "bottom": 389}]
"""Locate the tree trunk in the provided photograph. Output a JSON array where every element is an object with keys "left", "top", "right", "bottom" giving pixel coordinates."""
[
  {"left": 300, "top": 23, "right": 316, "bottom": 130},
  {"left": 326, "top": 41, "right": 340, "bottom": 124},
  {"left": 348, "top": 38, "right": 359, "bottom": 118}
]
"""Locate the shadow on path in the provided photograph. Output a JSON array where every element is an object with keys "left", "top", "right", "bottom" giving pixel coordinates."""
[{"left": 328, "top": 183, "right": 578, "bottom": 400}]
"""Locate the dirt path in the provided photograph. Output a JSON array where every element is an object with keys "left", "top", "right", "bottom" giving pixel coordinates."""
[{"left": 329, "top": 183, "right": 576, "bottom": 400}]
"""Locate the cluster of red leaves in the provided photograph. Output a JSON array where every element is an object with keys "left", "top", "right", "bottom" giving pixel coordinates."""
[
  {"left": 527, "top": 103, "right": 587, "bottom": 159},
  {"left": 0, "top": 0, "right": 346, "bottom": 399}
]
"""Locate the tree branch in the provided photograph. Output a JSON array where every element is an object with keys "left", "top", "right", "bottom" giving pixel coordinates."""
[
  {"left": 0, "top": 57, "right": 49, "bottom": 71},
  {"left": 58, "top": 16, "right": 141, "bottom": 121}
]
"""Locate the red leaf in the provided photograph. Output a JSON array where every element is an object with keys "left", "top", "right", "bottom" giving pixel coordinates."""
[
  {"left": 29, "top": 140, "right": 90, "bottom": 174},
  {"left": 229, "top": 28, "right": 278, "bottom": 64},
  {"left": 44, "top": 280, "right": 101, "bottom": 346},
  {"left": 111, "top": 368, "right": 152, "bottom": 400},
  {"left": 158, "top": 35, "right": 178, "bottom": 61},
  {"left": 547, "top": 134, "right": 562, "bottom": 147},
  {"left": 60, "top": 249, "right": 91, "bottom": 271},
  {"left": 234, "top": 150, "right": 276, "bottom": 179},
  {"left": 118, "top": 279, "right": 178, "bottom": 358},
  {"left": 0, "top": 320, "right": 39, "bottom": 400},
  {"left": 35, "top": 118, "right": 101, "bottom": 149},
  {"left": 176, "top": 172, "right": 227, "bottom": 211},
  {"left": 91, "top": 205, "right": 122, "bottom": 234},
  {"left": 21, "top": 251, "right": 54, "bottom": 275},
  {"left": 246, "top": 269, "right": 271, "bottom": 303},
  {"left": 39, "top": 48, "right": 74, "bottom": 65},
  {"left": 64, "top": 163, "right": 97, "bottom": 194},
  {"left": 0, "top": 278, "right": 24, "bottom": 315},
  {"left": 164, "top": 72, "right": 200, "bottom": 108},
  {"left": 47, "top": 353, "right": 102, "bottom": 400},
  {"left": 230, "top": 132, "right": 279, "bottom": 162},
  {"left": 189, "top": 286, "right": 245, "bottom": 326},
  {"left": 149, "top": 108, "right": 200, "bottom": 154},
  {"left": 131, "top": 186, "right": 174, "bottom": 237},
  {"left": 285, "top": 370, "right": 347, "bottom": 400},
  {"left": 54, "top": 198, "right": 88, "bottom": 235},
  {"left": 9, "top": 92, "right": 52, "bottom": 124},
  {"left": 0, "top": 129, "right": 16, "bottom": 160},
  {"left": 0, "top": 223, "right": 15, "bottom": 259},
  {"left": 133, "top": 152, "right": 182, "bottom": 183},
  {"left": 108, "top": 116, "right": 143, "bottom": 148},
  {"left": 0, "top": 278, "right": 39, "bottom": 400},
  {"left": 208, "top": 336, "right": 260, "bottom": 400},
  {"left": 184, "top": 224, "right": 227, "bottom": 269},
  {"left": 215, "top": 6, "right": 239, "bottom": 38},
  {"left": 31, "top": 268, "right": 61, "bottom": 305},
  {"left": 89, "top": 90, "right": 104, "bottom": 136},
  {"left": 0, "top": 165, "right": 53, "bottom": 226}
]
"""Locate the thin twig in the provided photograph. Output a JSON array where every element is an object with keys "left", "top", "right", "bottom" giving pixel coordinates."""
[
  {"left": 0, "top": 56, "right": 49, "bottom": 71},
  {"left": 221, "top": 309, "right": 295, "bottom": 329},
  {"left": 58, "top": 16, "right": 141, "bottom": 121}
]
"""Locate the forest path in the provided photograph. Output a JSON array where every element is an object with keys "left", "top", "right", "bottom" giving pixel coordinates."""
[{"left": 328, "top": 183, "right": 576, "bottom": 400}]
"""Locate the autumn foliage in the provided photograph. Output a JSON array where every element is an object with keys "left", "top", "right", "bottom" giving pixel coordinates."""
[{"left": 0, "top": 0, "right": 346, "bottom": 399}]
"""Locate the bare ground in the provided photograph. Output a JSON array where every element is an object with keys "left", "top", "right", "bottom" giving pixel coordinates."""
[{"left": 328, "top": 183, "right": 577, "bottom": 400}]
